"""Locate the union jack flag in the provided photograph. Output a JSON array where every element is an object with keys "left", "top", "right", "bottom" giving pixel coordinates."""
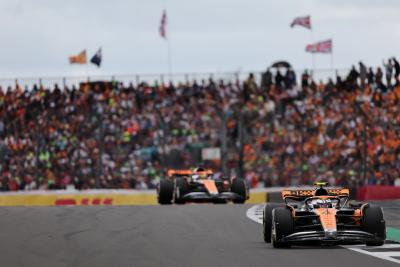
[
  {"left": 290, "top": 16, "right": 311, "bottom": 30},
  {"left": 305, "top": 39, "right": 332, "bottom": 54},
  {"left": 159, "top": 10, "right": 167, "bottom": 39}
]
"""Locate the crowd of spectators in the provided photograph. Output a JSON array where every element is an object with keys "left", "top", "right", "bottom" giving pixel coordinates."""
[{"left": 0, "top": 57, "right": 400, "bottom": 190}]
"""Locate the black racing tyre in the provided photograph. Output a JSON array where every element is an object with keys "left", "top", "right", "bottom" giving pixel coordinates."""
[
  {"left": 263, "top": 203, "right": 286, "bottom": 243},
  {"left": 362, "top": 205, "right": 386, "bottom": 246},
  {"left": 272, "top": 207, "right": 293, "bottom": 248},
  {"left": 231, "top": 178, "right": 247, "bottom": 204},
  {"left": 158, "top": 179, "right": 174, "bottom": 205},
  {"left": 174, "top": 177, "right": 189, "bottom": 204}
]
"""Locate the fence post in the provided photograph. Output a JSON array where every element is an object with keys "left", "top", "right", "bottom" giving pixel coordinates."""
[
  {"left": 354, "top": 100, "right": 368, "bottom": 185},
  {"left": 220, "top": 111, "right": 228, "bottom": 176},
  {"left": 34, "top": 117, "right": 41, "bottom": 189},
  {"left": 300, "top": 114, "right": 305, "bottom": 183},
  {"left": 362, "top": 120, "right": 367, "bottom": 184},
  {"left": 237, "top": 111, "right": 244, "bottom": 178},
  {"left": 96, "top": 110, "right": 104, "bottom": 189},
  {"left": 154, "top": 106, "right": 167, "bottom": 169}
]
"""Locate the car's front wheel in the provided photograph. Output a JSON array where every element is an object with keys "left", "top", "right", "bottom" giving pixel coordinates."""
[
  {"left": 231, "top": 178, "right": 247, "bottom": 204},
  {"left": 174, "top": 177, "right": 189, "bottom": 204},
  {"left": 362, "top": 205, "right": 386, "bottom": 246},
  {"left": 272, "top": 207, "right": 293, "bottom": 248},
  {"left": 263, "top": 203, "right": 285, "bottom": 243},
  {"left": 157, "top": 179, "right": 174, "bottom": 205}
]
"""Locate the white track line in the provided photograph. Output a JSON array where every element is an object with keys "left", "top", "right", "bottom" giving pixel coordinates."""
[
  {"left": 246, "top": 204, "right": 400, "bottom": 265},
  {"left": 345, "top": 245, "right": 400, "bottom": 264},
  {"left": 246, "top": 204, "right": 264, "bottom": 224}
]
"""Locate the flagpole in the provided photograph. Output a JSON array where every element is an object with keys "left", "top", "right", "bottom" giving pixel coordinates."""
[
  {"left": 161, "top": 9, "right": 172, "bottom": 82},
  {"left": 330, "top": 38, "right": 334, "bottom": 79},
  {"left": 167, "top": 10, "right": 172, "bottom": 81},
  {"left": 312, "top": 54, "right": 315, "bottom": 78},
  {"left": 310, "top": 25, "right": 315, "bottom": 79},
  {"left": 331, "top": 53, "right": 334, "bottom": 80},
  {"left": 167, "top": 38, "right": 172, "bottom": 80},
  {"left": 85, "top": 50, "right": 90, "bottom": 82}
]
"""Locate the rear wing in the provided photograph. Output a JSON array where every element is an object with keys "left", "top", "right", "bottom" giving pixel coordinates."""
[
  {"left": 281, "top": 188, "right": 349, "bottom": 200},
  {"left": 167, "top": 169, "right": 213, "bottom": 177}
]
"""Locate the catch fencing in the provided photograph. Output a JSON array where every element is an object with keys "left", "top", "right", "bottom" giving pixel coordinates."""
[{"left": 0, "top": 68, "right": 350, "bottom": 90}]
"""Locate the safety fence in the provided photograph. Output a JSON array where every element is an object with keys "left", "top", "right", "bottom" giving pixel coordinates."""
[
  {"left": 0, "top": 68, "right": 349, "bottom": 90},
  {"left": 0, "top": 185, "right": 398, "bottom": 206},
  {"left": 0, "top": 188, "right": 270, "bottom": 206},
  {"left": 2, "top": 67, "right": 399, "bottom": 198}
]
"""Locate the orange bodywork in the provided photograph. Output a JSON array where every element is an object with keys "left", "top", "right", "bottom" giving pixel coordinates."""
[
  {"left": 281, "top": 187, "right": 359, "bottom": 230},
  {"left": 314, "top": 208, "right": 337, "bottom": 231},
  {"left": 199, "top": 180, "right": 219, "bottom": 194},
  {"left": 167, "top": 169, "right": 213, "bottom": 177},
  {"left": 281, "top": 188, "right": 350, "bottom": 199},
  {"left": 353, "top": 209, "right": 362, "bottom": 225}
]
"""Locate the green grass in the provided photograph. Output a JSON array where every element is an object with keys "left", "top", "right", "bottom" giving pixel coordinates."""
[{"left": 387, "top": 227, "right": 400, "bottom": 243}]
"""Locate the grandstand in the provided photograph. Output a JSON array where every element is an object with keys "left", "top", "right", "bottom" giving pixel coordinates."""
[{"left": 1, "top": 60, "right": 399, "bottom": 191}]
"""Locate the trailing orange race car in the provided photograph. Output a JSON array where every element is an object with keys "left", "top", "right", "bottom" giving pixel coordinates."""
[
  {"left": 157, "top": 167, "right": 249, "bottom": 204},
  {"left": 263, "top": 182, "right": 386, "bottom": 247}
]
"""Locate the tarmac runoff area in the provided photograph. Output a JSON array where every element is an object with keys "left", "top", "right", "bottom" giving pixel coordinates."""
[{"left": 0, "top": 201, "right": 399, "bottom": 267}]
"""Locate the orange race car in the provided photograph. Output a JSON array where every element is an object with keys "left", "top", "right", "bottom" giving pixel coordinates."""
[
  {"left": 157, "top": 167, "right": 249, "bottom": 204},
  {"left": 263, "top": 182, "right": 386, "bottom": 247}
]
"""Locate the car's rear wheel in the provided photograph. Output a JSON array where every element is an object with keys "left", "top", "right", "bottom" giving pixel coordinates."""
[
  {"left": 263, "top": 203, "right": 285, "bottom": 243},
  {"left": 362, "top": 205, "right": 386, "bottom": 246},
  {"left": 174, "top": 177, "right": 189, "bottom": 204},
  {"left": 231, "top": 178, "right": 247, "bottom": 204},
  {"left": 272, "top": 207, "right": 293, "bottom": 248},
  {"left": 157, "top": 179, "right": 174, "bottom": 205}
]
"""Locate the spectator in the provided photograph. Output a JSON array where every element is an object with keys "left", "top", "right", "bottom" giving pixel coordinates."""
[
  {"left": 346, "top": 65, "right": 359, "bottom": 90},
  {"left": 383, "top": 59, "right": 394, "bottom": 88},
  {"left": 0, "top": 59, "right": 399, "bottom": 190},
  {"left": 359, "top": 61, "right": 367, "bottom": 86},
  {"left": 392, "top": 57, "right": 400, "bottom": 85},
  {"left": 301, "top": 70, "right": 310, "bottom": 87},
  {"left": 375, "top": 67, "right": 386, "bottom": 91},
  {"left": 367, "top": 67, "right": 375, "bottom": 85},
  {"left": 275, "top": 70, "right": 284, "bottom": 88},
  {"left": 261, "top": 68, "right": 273, "bottom": 91}
]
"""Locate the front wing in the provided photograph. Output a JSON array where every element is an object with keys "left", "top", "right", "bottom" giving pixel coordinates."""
[
  {"left": 181, "top": 192, "right": 245, "bottom": 202},
  {"left": 280, "top": 230, "right": 380, "bottom": 244}
]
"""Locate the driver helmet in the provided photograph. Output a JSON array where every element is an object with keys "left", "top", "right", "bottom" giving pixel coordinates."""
[
  {"left": 193, "top": 167, "right": 209, "bottom": 180},
  {"left": 314, "top": 187, "right": 329, "bottom": 196}
]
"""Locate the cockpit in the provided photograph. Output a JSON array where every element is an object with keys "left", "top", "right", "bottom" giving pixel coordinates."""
[{"left": 304, "top": 197, "right": 340, "bottom": 210}]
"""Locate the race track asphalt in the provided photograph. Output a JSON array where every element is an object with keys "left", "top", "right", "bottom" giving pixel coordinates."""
[{"left": 0, "top": 203, "right": 399, "bottom": 267}]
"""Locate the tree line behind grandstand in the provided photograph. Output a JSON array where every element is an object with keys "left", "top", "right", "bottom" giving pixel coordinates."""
[{"left": 0, "top": 58, "right": 400, "bottom": 191}]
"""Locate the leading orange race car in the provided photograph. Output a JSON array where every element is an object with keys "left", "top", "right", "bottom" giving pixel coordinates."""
[{"left": 263, "top": 182, "right": 386, "bottom": 247}]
